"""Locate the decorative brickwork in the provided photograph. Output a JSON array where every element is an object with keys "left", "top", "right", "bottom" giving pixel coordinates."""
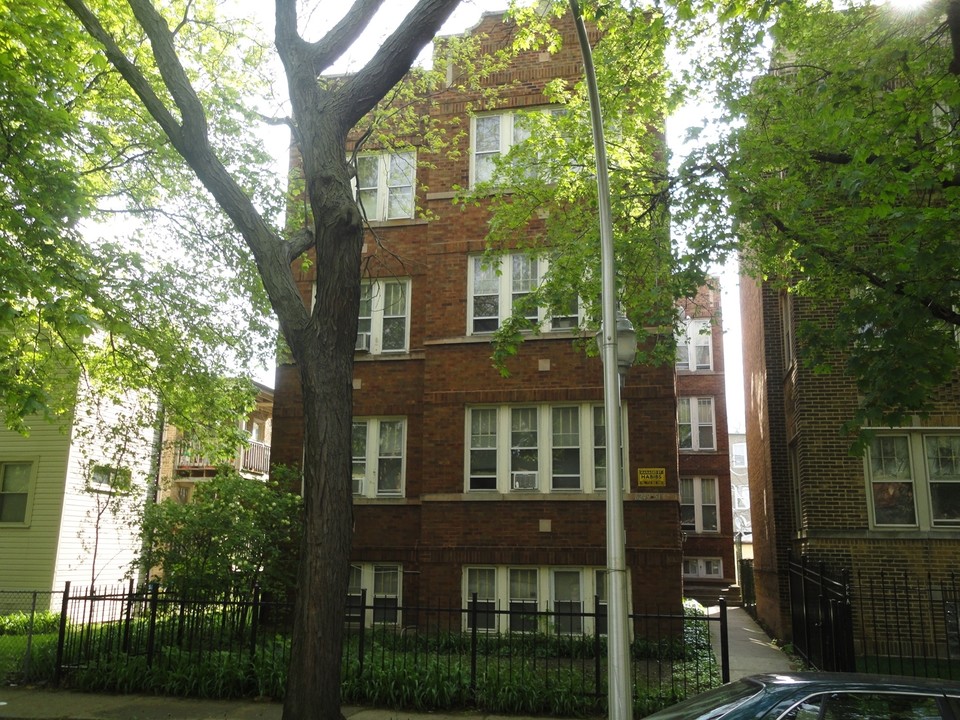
[{"left": 271, "top": 11, "right": 733, "bottom": 617}]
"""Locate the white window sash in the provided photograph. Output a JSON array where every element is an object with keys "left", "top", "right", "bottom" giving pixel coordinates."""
[
  {"left": 352, "top": 418, "right": 406, "bottom": 498},
  {"left": 467, "top": 254, "right": 578, "bottom": 335}
]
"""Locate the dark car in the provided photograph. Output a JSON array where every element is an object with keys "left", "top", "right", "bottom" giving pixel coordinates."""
[{"left": 643, "top": 672, "right": 960, "bottom": 720}]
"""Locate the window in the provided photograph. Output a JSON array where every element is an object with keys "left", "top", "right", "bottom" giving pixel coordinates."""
[
  {"left": 355, "top": 151, "right": 415, "bottom": 221},
  {"left": 868, "top": 432, "right": 960, "bottom": 530},
  {"left": 88, "top": 464, "right": 132, "bottom": 494},
  {"left": 553, "top": 570, "right": 582, "bottom": 634},
  {"left": 509, "top": 568, "right": 538, "bottom": 633},
  {"left": 463, "top": 566, "right": 614, "bottom": 635},
  {"left": 780, "top": 291, "right": 795, "bottom": 368},
  {"left": 0, "top": 461, "right": 32, "bottom": 523},
  {"left": 373, "top": 565, "right": 400, "bottom": 623},
  {"left": 466, "top": 567, "right": 497, "bottom": 631},
  {"left": 734, "top": 485, "right": 750, "bottom": 511},
  {"left": 352, "top": 418, "right": 405, "bottom": 498},
  {"left": 357, "top": 279, "right": 410, "bottom": 354},
  {"left": 467, "top": 254, "right": 577, "bottom": 335},
  {"left": 783, "top": 692, "right": 944, "bottom": 720},
  {"left": 594, "top": 569, "right": 608, "bottom": 635},
  {"left": 680, "top": 477, "right": 719, "bottom": 533},
  {"left": 466, "top": 404, "right": 616, "bottom": 493},
  {"left": 676, "top": 318, "right": 712, "bottom": 371},
  {"left": 345, "top": 563, "right": 402, "bottom": 626},
  {"left": 683, "top": 557, "right": 722, "bottom": 578},
  {"left": 471, "top": 109, "right": 565, "bottom": 186},
  {"left": 346, "top": 565, "right": 363, "bottom": 623},
  {"left": 731, "top": 442, "right": 747, "bottom": 468},
  {"left": 678, "top": 397, "right": 716, "bottom": 451}
]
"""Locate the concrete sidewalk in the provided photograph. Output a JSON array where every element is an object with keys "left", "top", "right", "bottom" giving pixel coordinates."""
[
  {"left": 0, "top": 606, "right": 796, "bottom": 719},
  {"left": 0, "top": 689, "right": 495, "bottom": 720},
  {"left": 708, "top": 604, "right": 797, "bottom": 681}
]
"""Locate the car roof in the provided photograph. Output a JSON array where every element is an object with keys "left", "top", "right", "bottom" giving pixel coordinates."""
[{"left": 746, "top": 672, "right": 960, "bottom": 694}]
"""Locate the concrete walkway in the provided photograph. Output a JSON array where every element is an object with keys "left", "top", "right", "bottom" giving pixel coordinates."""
[
  {"left": 0, "top": 608, "right": 796, "bottom": 719},
  {"left": 707, "top": 604, "right": 797, "bottom": 681}
]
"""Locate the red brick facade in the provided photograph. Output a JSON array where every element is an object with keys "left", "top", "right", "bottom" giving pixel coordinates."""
[
  {"left": 271, "top": 12, "right": 733, "bottom": 621},
  {"left": 741, "top": 274, "right": 960, "bottom": 641}
]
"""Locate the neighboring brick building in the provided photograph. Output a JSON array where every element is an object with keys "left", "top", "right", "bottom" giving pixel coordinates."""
[
  {"left": 675, "top": 288, "right": 736, "bottom": 605},
  {"left": 741, "top": 275, "right": 960, "bottom": 641},
  {"left": 271, "top": 11, "right": 733, "bottom": 629}
]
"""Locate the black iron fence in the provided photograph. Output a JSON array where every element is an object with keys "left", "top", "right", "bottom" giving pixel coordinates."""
[
  {"left": 789, "top": 554, "right": 960, "bottom": 680},
  {"left": 1, "top": 581, "right": 727, "bottom": 710}
]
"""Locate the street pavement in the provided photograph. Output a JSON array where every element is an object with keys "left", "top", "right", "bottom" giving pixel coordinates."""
[{"left": 0, "top": 606, "right": 795, "bottom": 719}]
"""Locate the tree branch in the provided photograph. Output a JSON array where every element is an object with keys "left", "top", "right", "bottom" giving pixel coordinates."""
[
  {"left": 307, "top": 0, "right": 386, "bottom": 75},
  {"left": 126, "top": 0, "right": 208, "bottom": 135},
  {"left": 60, "top": 0, "right": 183, "bottom": 143},
  {"left": 339, "top": 0, "right": 462, "bottom": 129}
]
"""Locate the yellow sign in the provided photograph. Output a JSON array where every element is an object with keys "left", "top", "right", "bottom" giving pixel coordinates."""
[{"left": 636, "top": 468, "right": 666, "bottom": 487}]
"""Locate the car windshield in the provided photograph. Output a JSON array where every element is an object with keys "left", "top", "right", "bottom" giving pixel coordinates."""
[{"left": 642, "top": 679, "right": 765, "bottom": 720}]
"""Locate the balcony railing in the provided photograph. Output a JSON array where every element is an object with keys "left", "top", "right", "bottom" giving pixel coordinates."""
[
  {"left": 175, "top": 440, "right": 270, "bottom": 476},
  {"left": 240, "top": 440, "right": 270, "bottom": 475}
]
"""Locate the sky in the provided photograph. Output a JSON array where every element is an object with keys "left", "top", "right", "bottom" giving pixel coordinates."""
[{"left": 247, "top": 0, "right": 747, "bottom": 432}]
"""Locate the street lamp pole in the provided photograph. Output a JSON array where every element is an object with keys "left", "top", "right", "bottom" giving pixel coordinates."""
[{"left": 568, "top": 3, "right": 634, "bottom": 720}]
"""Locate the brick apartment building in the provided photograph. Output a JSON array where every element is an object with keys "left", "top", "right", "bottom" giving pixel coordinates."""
[
  {"left": 270, "top": 11, "right": 734, "bottom": 628},
  {"left": 676, "top": 290, "right": 736, "bottom": 605},
  {"left": 741, "top": 276, "right": 960, "bottom": 641}
]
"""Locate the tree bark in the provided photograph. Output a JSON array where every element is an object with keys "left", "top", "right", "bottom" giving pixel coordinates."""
[{"left": 60, "top": 2, "right": 462, "bottom": 719}]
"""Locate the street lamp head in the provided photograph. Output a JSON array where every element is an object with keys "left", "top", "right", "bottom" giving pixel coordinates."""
[
  {"left": 616, "top": 313, "right": 637, "bottom": 377},
  {"left": 596, "top": 311, "right": 638, "bottom": 378}
]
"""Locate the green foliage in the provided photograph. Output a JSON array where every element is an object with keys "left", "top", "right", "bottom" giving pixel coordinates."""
[
  {"left": 139, "top": 469, "right": 302, "bottom": 597},
  {"left": 678, "top": 0, "right": 960, "bottom": 436},
  {"left": 0, "top": 0, "right": 277, "bottom": 442},
  {"left": 462, "top": 2, "right": 722, "bottom": 375},
  {"left": 0, "top": 610, "right": 60, "bottom": 636}
]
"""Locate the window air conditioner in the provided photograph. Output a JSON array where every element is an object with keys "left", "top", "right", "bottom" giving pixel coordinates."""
[
  {"left": 511, "top": 472, "right": 537, "bottom": 491},
  {"left": 355, "top": 332, "right": 371, "bottom": 352}
]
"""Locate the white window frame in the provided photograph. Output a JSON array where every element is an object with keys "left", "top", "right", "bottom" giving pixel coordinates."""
[
  {"left": 678, "top": 397, "right": 716, "bottom": 452},
  {"left": 470, "top": 108, "right": 565, "bottom": 187},
  {"left": 345, "top": 563, "right": 402, "bottom": 626},
  {"left": 467, "top": 253, "right": 578, "bottom": 335},
  {"left": 866, "top": 431, "right": 960, "bottom": 531},
  {"left": 461, "top": 566, "right": 620, "bottom": 636},
  {"left": 0, "top": 459, "right": 37, "bottom": 525},
  {"left": 352, "top": 418, "right": 406, "bottom": 499},
  {"left": 680, "top": 476, "right": 720, "bottom": 534},
  {"left": 357, "top": 278, "right": 411, "bottom": 355},
  {"left": 731, "top": 442, "right": 747, "bottom": 469},
  {"left": 465, "top": 404, "right": 623, "bottom": 494},
  {"left": 354, "top": 151, "right": 415, "bottom": 221},
  {"left": 676, "top": 318, "right": 713, "bottom": 371},
  {"left": 734, "top": 484, "right": 751, "bottom": 511},
  {"left": 682, "top": 557, "right": 723, "bottom": 579},
  {"left": 313, "top": 278, "right": 412, "bottom": 355}
]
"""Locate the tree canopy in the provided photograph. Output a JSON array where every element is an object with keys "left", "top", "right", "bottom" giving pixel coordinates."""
[
  {"left": 1, "top": 0, "right": 277, "bottom": 448},
  {"left": 678, "top": 0, "right": 960, "bottom": 435}
]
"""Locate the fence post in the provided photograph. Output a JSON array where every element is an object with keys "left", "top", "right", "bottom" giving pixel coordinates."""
[
  {"left": 23, "top": 591, "right": 38, "bottom": 680},
  {"left": 718, "top": 598, "right": 730, "bottom": 684},
  {"left": 357, "top": 588, "right": 367, "bottom": 677},
  {"left": 54, "top": 581, "right": 71, "bottom": 687},
  {"left": 249, "top": 583, "right": 261, "bottom": 660},
  {"left": 594, "top": 594, "right": 602, "bottom": 698},
  {"left": 469, "top": 592, "right": 478, "bottom": 697},
  {"left": 122, "top": 578, "right": 134, "bottom": 654},
  {"left": 146, "top": 582, "right": 159, "bottom": 669}
]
